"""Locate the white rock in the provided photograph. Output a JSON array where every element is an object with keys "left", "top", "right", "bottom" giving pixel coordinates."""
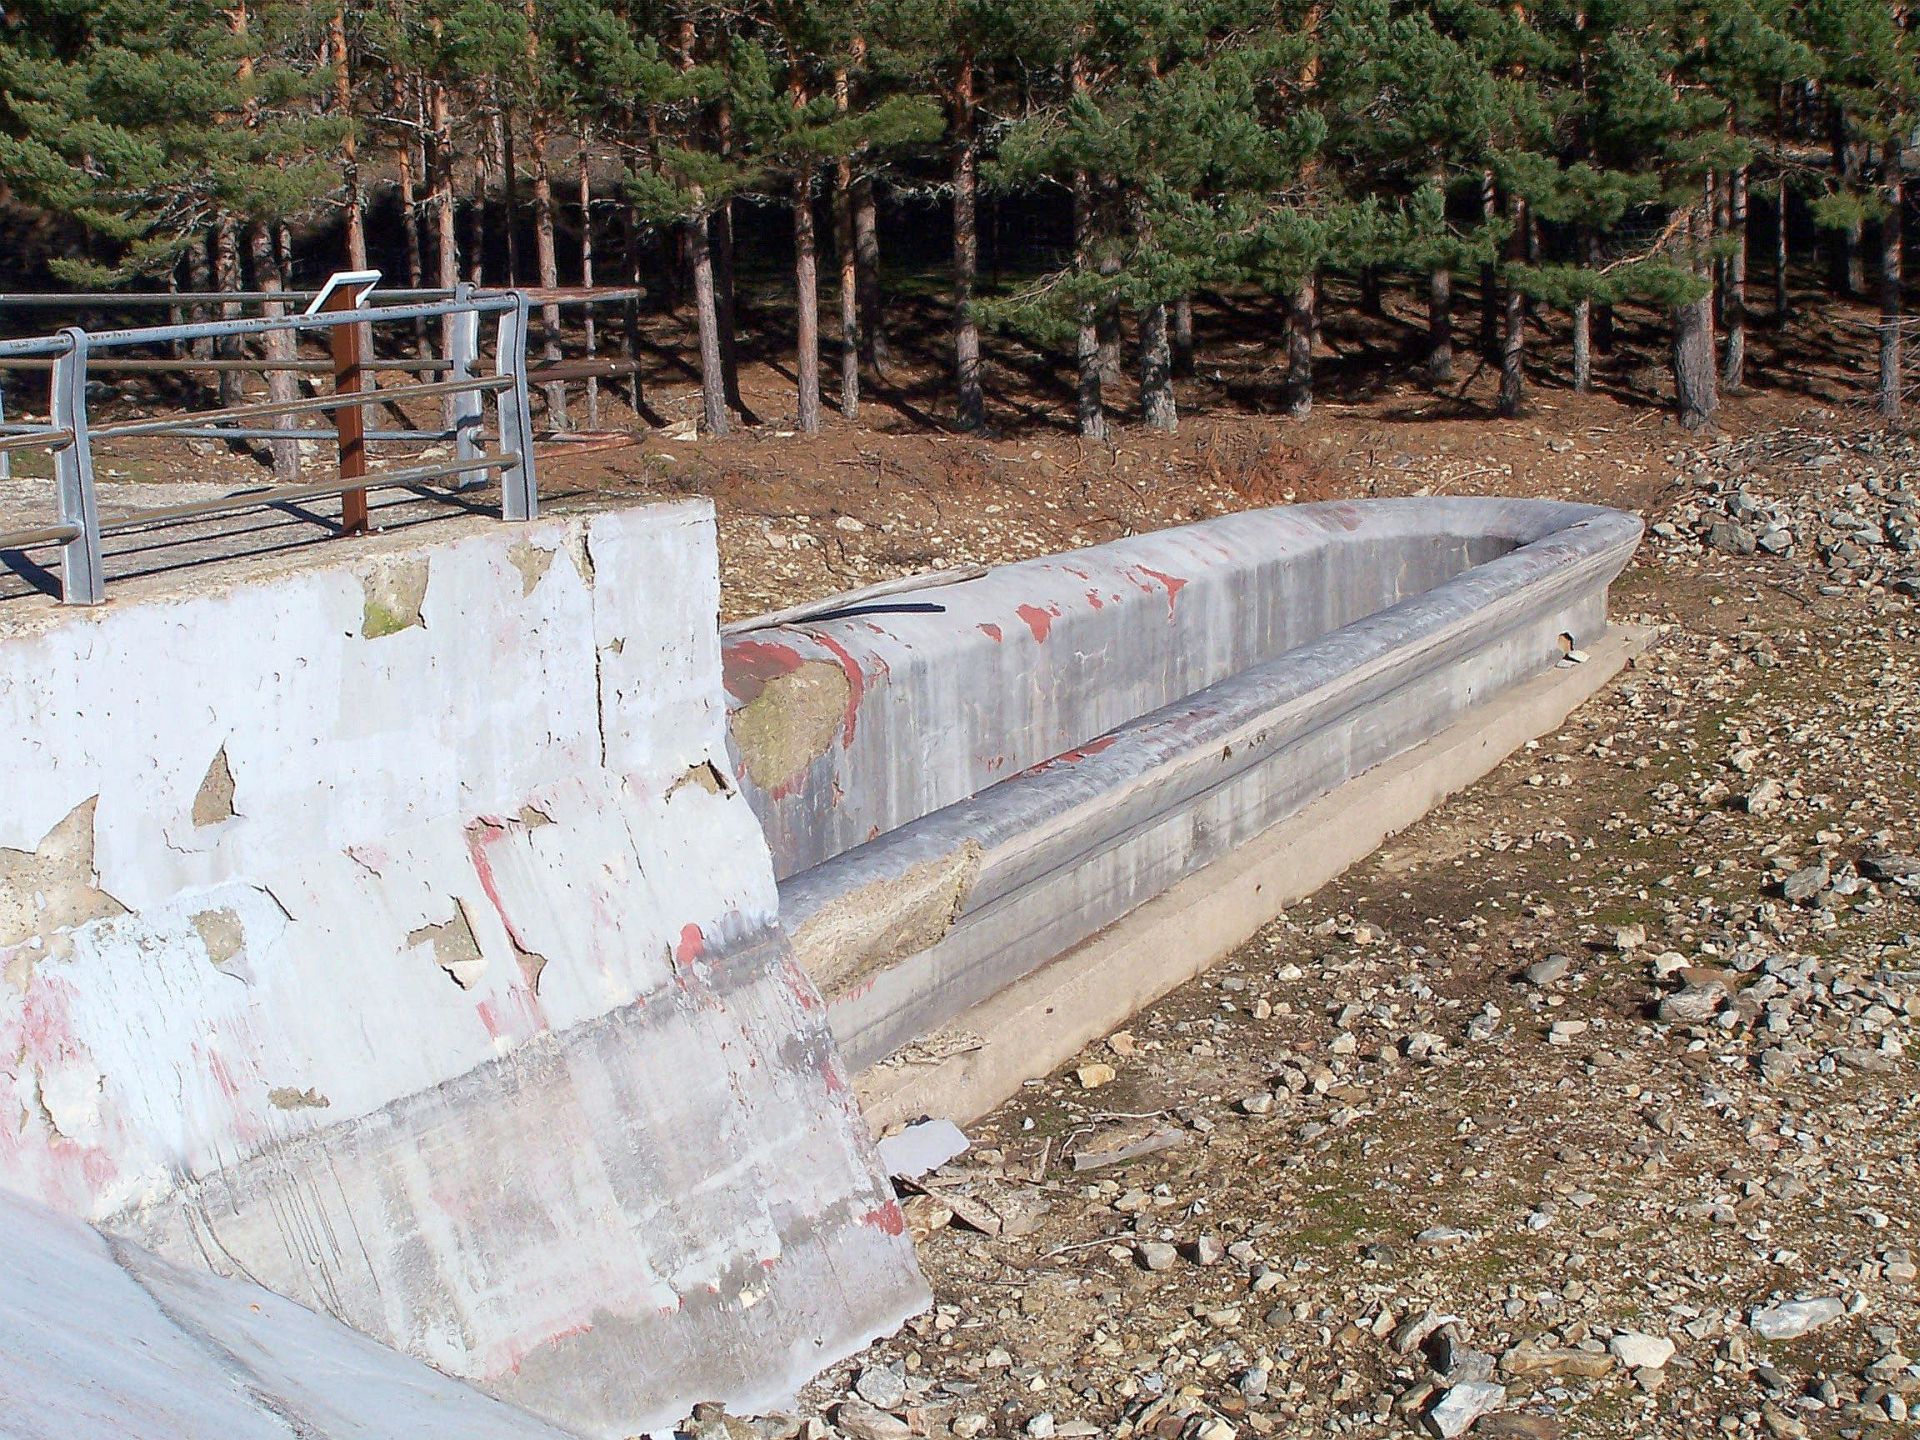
[
  {"left": 1423, "top": 1381, "right": 1506, "bottom": 1438},
  {"left": 1609, "top": 1333, "right": 1676, "bottom": 1370},
  {"left": 1749, "top": 1297, "right": 1845, "bottom": 1340}
]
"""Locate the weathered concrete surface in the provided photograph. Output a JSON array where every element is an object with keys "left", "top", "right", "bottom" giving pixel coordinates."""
[
  {"left": 0, "top": 1186, "right": 573, "bottom": 1440},
  {"left": 0, "top": 503, "right": 927, "bottom": 1436},
  {"left": 723, "top": 500, "right": 1641, "bottom": 1070},
  {"left": 858, "top": 624, "right": 1660, "bottom": 1132}
]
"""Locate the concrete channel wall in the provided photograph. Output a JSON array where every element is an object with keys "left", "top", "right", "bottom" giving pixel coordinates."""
[
  {"left": 722, "top": 499, "right": 1642, "bottom": 1070},
  {"left": 0, "top": 505, "right": 927, "bottom": 1438}
]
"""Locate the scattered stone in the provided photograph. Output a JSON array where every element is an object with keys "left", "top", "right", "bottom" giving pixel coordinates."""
[
  {"left": 1608, "top": 1333, "right": 1676, "bottom": 1370},
  {"left": 834, "top": 1402, "right": 911, "bottom": 1440},
  {"left": 1749, "top": 1297, "right": 1846, "bottom": 1341},
  {"left": 853, "top": 1365, "right": 907, "bottom": 1410},
  {"left": 1423, "top": 1381, "right": 1507, "bottom": 1439},
  {"left": 1659, "top": 982, "right": 1727, "bottom": 1024},
  {"left": 1136, "top": 1240, "right": 1178, "bottom": 1272},
  {"left": 1524, "top": 955, "right": 1571, "bottom": 986},
  {"left": 1075, "top": 1062, "right": 1116, "bottom": 1090}
]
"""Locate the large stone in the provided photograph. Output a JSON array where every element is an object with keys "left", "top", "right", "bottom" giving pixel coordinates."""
[{"left": 1750, "top": 1298, "right": 1846, "bottom": 1341}]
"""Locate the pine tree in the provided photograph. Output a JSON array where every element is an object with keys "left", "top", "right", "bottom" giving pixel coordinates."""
[{"left": 0, "top": 0, "right": 341, "bottom": 282}]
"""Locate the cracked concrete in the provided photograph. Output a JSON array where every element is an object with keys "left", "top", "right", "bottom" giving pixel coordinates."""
[
  {"left": 789, "top": 841, "right": 983, "bottom": 995},
  {"left": 730, "top": 660, "right": 853, "bottom": 795},
  {"left": 0, "top": 797, "right": 126, "bottom": 950},
  {"left": 359, "top": 557, "right": 429, "bottom": 638}
]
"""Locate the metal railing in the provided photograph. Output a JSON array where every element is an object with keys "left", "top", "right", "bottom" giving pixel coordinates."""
[{"left": 0, "top": 274, "right": 541, "bottom": 604}]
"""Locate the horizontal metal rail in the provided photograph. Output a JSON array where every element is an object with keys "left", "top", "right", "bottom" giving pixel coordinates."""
[
  {"left": 0, "top": 273, "right": 543, "bottom": 603},
  {"left": 0, "top": 427, "right": 71, "bottom": 454},
  {"left": 0, "top": 355, "right": 459, "bottom": 373},
  {"left": 0, "top": 286, "right": 641, "bottom": 310},
  {"left": 87, "top": 375, "right": 512, "bottom": 439},
  {"left": 97, "top": 453, "right": 516, "bottom": 532},
  {"left": 0, "top": 522, "right": 81, "bottom": 549}
]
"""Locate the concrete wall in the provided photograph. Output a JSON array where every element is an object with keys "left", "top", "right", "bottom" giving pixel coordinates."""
[
  {"left": 0, "top": 506, "right": 927, "bottom": 1437},
  {"left": 722, "top": 500, "right": 1641, "bottom": 1069},
  {"left": 0, "top": 1186, "right": 574, "bottom": 1440}
]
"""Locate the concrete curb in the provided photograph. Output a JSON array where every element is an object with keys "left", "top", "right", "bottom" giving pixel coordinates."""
[{"left": 856, "top": 622, "right": 1662, "bottom": 1133}]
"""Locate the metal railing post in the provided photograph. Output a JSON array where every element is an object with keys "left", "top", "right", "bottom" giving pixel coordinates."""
[
  {"left": 51, "top": 327, "right": 104, "bottom": 604},
  {"left": 324, "top": 278, "right": 376, "bottom": 533},
  {"left": 0, "top": 380, "right": 10, "bottom": 481},
  {"left": 493, "top": 292, "right": 539, "bottom": 522},
  {"left": 449, "top": 282, "right": 483, "bottom": 474}
]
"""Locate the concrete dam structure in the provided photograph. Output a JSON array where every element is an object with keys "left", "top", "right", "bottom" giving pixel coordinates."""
[{"left": 0, "top": 495, "right": 1640, "bottom": 1436}]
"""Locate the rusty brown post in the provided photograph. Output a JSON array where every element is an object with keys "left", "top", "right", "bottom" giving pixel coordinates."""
[{"left": 326, "top": 279, "right": 373, "bottom": 533}]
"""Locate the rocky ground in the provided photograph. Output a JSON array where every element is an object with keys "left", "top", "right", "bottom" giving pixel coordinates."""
[{"left": 673, "top": 422, "right": 1920, "bottom": 1440}]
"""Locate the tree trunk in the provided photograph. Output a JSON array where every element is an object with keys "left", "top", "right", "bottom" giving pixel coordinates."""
[
  {"left": 329, "top": 2, "right": 365, "bottom": 272},
  {"left": 1775, "top": 171, "right": 1791, "bottom": 319},
  {"left": 793, "top": 164, "right": 822, "bottom": 434},
  {"left": 1498, "top": 196, "right": 1527, "bottom": 417},
  {"left": 1427, "top": 266, "right": 1453, "bottom": 384},
  {"left": 714, "top": 98, "right": 744, "bottom": 413},
  {"left": 466, "top": 155, "right": 487, "bottom": 285},
  {"left": 1139, "top": 301, "right": 1177, "bottom": 431},
  {"left": 688, "top": 204, "right": 729, "bottom": 437},
  {"left": 1673, "top": 289, "right": 1719, "bottom": 429},
  {"left": 1833, "top": 111, "right": 1864, "bottom": 296},
  {"left": 621, "top": 200, "right": 645, "bottom": 415},
  {"left": 530, "top": 126, "right": 567, "bottom": 429},
  {"left": 834, "top": 68, "right": 859, "bottom": 419},
  {"left": 854, "top": 178, "right": 887, "bottom": 374},
  {"left": 1359, "top": 265, "right": 1382, "bottom": 316},
  {"left": 1880, "top": 139, "right": 1904, "bottom": 421},
  {"left": 1171, "top": 295, "right": 1194, "bottom": 377},
  {"left": 248, "top": 221, "right": 299, "bottom": 482},
  {"left": 213, "top": 218, "right": 243, "bottom": 408},
  {"left": 396, "top": 93, "right": 425, "bottom": 344},
  {"left": 1498, "top": 281, "right": 1525, "bottom": 416},
  {"left": 1722, "top": 165, "right": 1748, "bottom": 391},
  {"left": 952, "top": 52, "right": 983, "bottom": 432},
  {"left": 1479, "top": 170, "right": 1499, "bottom": 355},
  {"left": 1571, "top": 296, "right": 1593, "bottom": 392},
  {"left": 499, "top": 108, "right": 523, "bottom": 287},
  {"left": 1775, "top": 85, "right": 1791, "bottom": 320},
  {"left": 579, "top": 141, "right": 599, "bottom": 429},
  {"left": 1072, "top": 158, "right": 1105, "bottom": 440},
  {"left": 1285, "top": 274, "right": 1317, "bottom": 418},
  {"left": 187, "top": 230, "right": 213, "bottom": 364}
]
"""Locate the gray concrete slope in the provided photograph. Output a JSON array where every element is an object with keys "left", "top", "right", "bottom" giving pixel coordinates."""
[{"left": 0, "top": 1186, "right": 574, "bottom": 1440}]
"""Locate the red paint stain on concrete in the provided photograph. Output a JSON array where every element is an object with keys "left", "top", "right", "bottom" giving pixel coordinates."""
[
  {"left": 1085, "top": 588, "right": 1105, "bottom": 610},
  {"left": 722, "top": 638, "right": 806, "bottom": 706},
  {"left": 1017, "top": 733, "right": 1119, "bottom": 779},
  {"left": 674, "top": 923, "right": 706, "bottom": 967},
  {"left": 811, "top": 632, "right": 869, "bottom": 745},
  {"left": 978, "top": 622, "right": 1002, "bottom": 642},
  {"left": 861, "top": 1200, "right": 908, "bottom": 1235},
  {"left": 1136, "top": 566, "right": 1188, "bottom": 618},
  {"left": 1016, "top": 603, "right": 1056, "bottom": 643}
]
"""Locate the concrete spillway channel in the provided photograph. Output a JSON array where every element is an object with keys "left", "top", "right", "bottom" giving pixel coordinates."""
[
  {"left": 726, "top": 499, "right": 1645, "bottom": 1122},
  {"left": 0, "top": 497, "right": 1639, "bottom": 1438}
]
